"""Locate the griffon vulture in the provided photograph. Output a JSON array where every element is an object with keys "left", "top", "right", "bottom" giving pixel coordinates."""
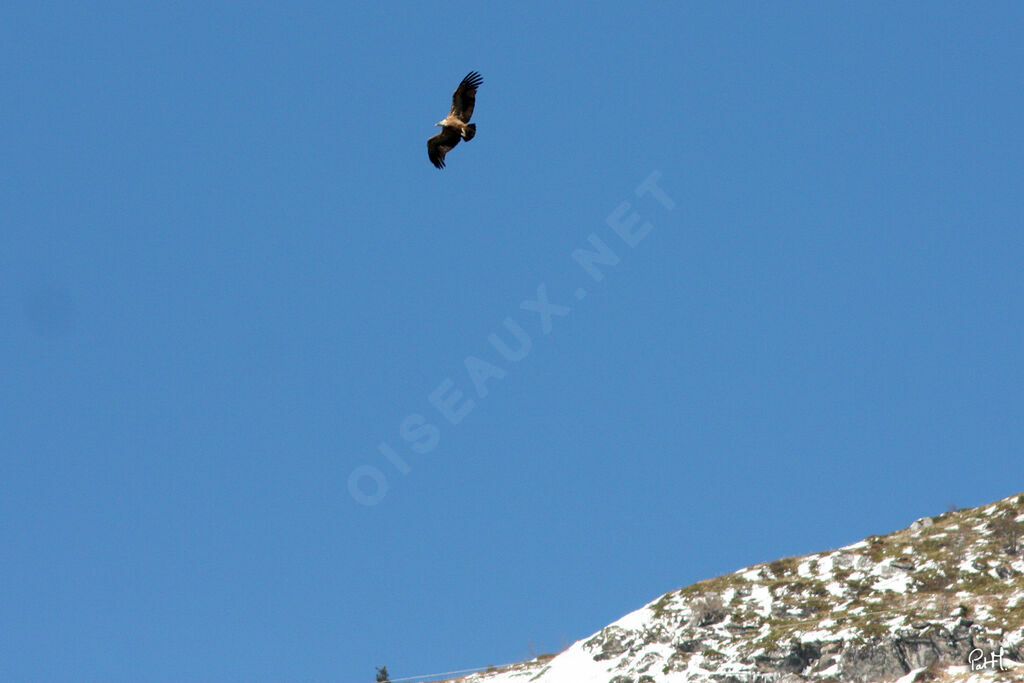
[{"left": 427, "top": 71, "right": 483, "bottom": 169}]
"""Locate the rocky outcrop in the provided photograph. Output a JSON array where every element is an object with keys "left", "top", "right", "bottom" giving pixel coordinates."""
[{"left": 457, "top": 493, "right": 1024, "bottom": 683}]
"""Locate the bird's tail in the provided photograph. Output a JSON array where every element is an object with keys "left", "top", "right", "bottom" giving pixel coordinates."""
[{"left": 462, "top": 123, "right": 476, "bottom": 141}]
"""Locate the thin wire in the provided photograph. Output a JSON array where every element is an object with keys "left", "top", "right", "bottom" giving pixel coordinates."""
[{"left": 383, "top": 661, "right": 523, "bottom": 683}]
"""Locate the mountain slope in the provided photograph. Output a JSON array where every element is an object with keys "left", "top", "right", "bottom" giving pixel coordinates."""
[{"left": 456, "top": 493, "right": 1024, "bottom": 683}]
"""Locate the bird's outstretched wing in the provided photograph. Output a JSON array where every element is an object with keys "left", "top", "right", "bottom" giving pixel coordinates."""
[
  {"left": 450, "top": 71, "right": 483, "bottom": 123},
  {"left": 427, "top": 126, "right": 462, "bottom": 169}
]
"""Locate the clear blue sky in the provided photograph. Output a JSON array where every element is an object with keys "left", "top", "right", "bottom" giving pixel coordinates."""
[{"left": 2, "top": 2, "right": 1022, "bottom": 681}]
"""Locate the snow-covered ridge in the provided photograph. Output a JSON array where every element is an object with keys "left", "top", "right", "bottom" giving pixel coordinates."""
[{"left": 450, "top": 492, "right": 1024, "bottom": 683}]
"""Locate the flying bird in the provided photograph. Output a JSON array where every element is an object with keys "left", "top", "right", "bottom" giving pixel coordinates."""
[{"left": 427, "top": 71, "right": 483, "bottom": 169}]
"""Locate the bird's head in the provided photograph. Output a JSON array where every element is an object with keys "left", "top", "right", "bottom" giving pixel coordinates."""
[{"left": 435, "top": 121, "right": 445, "bottom": 127}]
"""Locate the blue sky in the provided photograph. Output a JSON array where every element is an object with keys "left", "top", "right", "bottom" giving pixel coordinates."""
[{"left": 2, "top": 2, "right": 1022, "bottom": 681}]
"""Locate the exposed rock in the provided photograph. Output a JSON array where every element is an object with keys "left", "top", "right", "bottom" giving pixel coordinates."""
[
  {"left": 910, "top": 516, "right": 935, "bottom": 532},
  {"left": 633, "top": 651, "right": 661, "bottom": 673},
  {"left": 460, "top": 493, "right": 1024, "bottom": 683},
  {"left": 838, "top": 644, "right": 909, "bottom": 683},
  {"left": 675, "top": 638, "right": 700, "bottom": 653},
  {"left": 754, "top": 642, "right": 822, "bottom": 674},
  {"left": 585, "top": 625, "right": 633, "bottom": 661}
]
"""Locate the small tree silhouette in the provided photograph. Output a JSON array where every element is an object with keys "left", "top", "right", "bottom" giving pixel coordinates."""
[
  {"left": 990, "top": 513, "right": 1022, "bottom": 555},
  {"left": 376, "top": 665, "right": 390, "bottom": 682}
]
